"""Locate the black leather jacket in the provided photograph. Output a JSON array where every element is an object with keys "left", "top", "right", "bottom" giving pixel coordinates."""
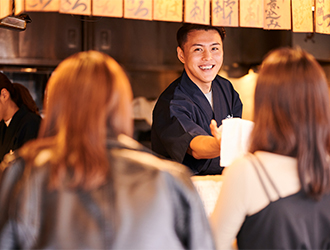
[{"left": 0, "top": 135, "right": 215, "bottom": 249}]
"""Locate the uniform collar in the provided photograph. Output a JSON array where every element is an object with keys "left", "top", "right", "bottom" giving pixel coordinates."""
[{"left": 180, "top": 71, "right": 214, "bottom": 119}]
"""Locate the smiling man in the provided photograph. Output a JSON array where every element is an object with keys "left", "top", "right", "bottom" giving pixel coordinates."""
[{"left": 151, "top": 24, "right": 242, "bottom": 175}]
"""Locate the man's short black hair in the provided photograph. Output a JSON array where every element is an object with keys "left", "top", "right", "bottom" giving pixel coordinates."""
[{"left": 176, "top": 23, "right": 226, "bottom": 50}]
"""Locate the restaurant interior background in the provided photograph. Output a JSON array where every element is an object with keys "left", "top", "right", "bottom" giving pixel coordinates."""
[{"left": 1, "top": 12, "right": 330, "bottom": 148}]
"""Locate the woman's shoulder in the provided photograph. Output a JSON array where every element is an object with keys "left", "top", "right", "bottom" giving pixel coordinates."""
[
  {"left": 222, "top": 152, "right": 300, "bottom": 215},
  {"left": 109, "top": 135, "right": 195, "bottom": 189},
  {"left": 222, "top": 154, "right": 256, "bottom": 180},
  {"left": 224, "top": 152, "right": 298, "bottom": 187},
  {"left": 112, "top": 145, "right": 192, "bottom": 181},
  {"left": 0, "top": 156, "right": 48, "bottom": 209}
]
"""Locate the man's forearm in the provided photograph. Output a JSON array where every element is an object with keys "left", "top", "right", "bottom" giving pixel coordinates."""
[{"left": 188, "top": 135, "right": 220, "bottom": 159}]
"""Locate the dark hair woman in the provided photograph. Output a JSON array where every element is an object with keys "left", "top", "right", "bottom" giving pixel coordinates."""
[
  {"left": 211, "top": 47, "right": 330, "bottom": 250},
  {"left": 0, "top": 51, "right": 214, "bottom": 249},
  {"left": 0, "top": 73, "right": 41, "bottom": 165}
]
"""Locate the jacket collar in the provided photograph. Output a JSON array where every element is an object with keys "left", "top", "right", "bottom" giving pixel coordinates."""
[{"left": 179, "top": 71, "right": 214, "bottom": 121}]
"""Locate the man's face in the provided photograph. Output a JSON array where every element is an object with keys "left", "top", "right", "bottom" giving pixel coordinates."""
[{"left": 177, "top": 29, "right": 223, "bottom": 92}]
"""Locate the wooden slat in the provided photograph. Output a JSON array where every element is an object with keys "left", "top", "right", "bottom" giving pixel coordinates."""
[
  {"left": 292, "top": 0, "right": 313, "bottom": 32},
  {"left": 153, "top": 0, "right": 182, "bottom": 22},
  {"left": 93, "top": 0, "right": 123, "bottom": 17},
  {"left": 124, "top": 0, "right": 152, "bottom": 20},
  {"left": 25, "top": 0, "right": 60, "bottom": 12},
  {"left": 315, "top": 0, "right": 330, "bottom": 34},
  {"left": 264, "top": 0, "right": 291, "bottom": 30},
  {"left": 240, "top": 0, "right": 264, "bottom": 28},
  {"left": 211, "top": 0, "right": 239, "bottom": 27},
  {"left": 60, "top": 0, "right": 91, "bottom": 16},
  {"left": 0, "top": 0, "right": 12, "bottom": 19},
  {"left": 185, "top": 0, "right": 210, "bottom": 25},
  {"left": 15, "top": 0, "right": 25, "bottom": 15}
]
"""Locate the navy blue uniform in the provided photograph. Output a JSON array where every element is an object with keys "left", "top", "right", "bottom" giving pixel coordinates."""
[
  {"left": 151, "top": 71, "right": 242, "bottom": 175},
  {"left": 0, "top": 105, "right": 41, "bottom": 163}
]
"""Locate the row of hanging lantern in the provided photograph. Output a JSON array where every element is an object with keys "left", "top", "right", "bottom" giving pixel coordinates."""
[{"left": 0, "top": 0, "right": 329, "bottom": 34}]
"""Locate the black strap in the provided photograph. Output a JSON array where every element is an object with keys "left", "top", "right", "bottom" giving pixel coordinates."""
[
  {"left": 248, "top": 153, "right": 282, "bottom": 202},
  {"left": 254, "top": 154, "right": 282, "bottom": 198},
  {"left": 248, "top": 154, "right": 272, "bottom": 201}
]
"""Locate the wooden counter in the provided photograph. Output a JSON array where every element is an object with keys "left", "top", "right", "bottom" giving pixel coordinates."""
[{"left": 191, "top": 175, "right": 223, "bottom": 216}]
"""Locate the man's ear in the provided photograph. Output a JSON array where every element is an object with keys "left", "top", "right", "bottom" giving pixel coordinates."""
[{"left": 177, "top": 46, "right": 185, "bottom": 64}]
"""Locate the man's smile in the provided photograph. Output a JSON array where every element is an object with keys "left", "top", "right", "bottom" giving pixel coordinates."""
[{"left": 199, "top": 65, "right": 215, "bottom": 70}]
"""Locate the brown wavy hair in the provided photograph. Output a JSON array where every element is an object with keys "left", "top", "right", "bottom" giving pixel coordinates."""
[
  {"left": 21, "top": 51, "right": 133, "bottom": 190},
  {"left": 249, "top": 47, "right": 330, "bottom": 199}
]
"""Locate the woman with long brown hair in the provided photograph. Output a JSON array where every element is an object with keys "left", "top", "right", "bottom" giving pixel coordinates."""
[
  {"left": 211, "top": 47, "right": 330, "bottom": 249},
  {"left": 0, "top": 73, "right": 41, "bottom": 164},
  {"left": 0, "top": 51, "right": 214, "bottom": 249}
]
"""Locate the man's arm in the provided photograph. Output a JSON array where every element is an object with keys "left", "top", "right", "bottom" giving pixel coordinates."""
[{"left": 187, "top": 119, "right": 222, "bottom": 159}]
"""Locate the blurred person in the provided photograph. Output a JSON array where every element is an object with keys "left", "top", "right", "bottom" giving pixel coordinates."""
[
  {"left": 0, "top": 51, "right": 215, "bottom": 250},
  {"left": 0, "top": 73, "right": 41, "bottom": 166},
  {"left": 211, "top": 47, "right": 330, "bottom": 249},
  {"left": 151, "top": 24, "right": 242, "bottom": 176}
]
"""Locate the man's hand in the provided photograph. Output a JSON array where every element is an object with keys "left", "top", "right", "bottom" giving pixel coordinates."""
[
  {"left": 187, "top": 119, "right": 223, "bottom": 159},
  {"left": 210, "top": 119, "right": 222, "bottom": 145}
]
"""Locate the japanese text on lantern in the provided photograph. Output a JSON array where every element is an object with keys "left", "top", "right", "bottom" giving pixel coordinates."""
[
  {"left": 0, "top": 0, "right": 12, "bottom": 19},
  {"left": 25, "top": 0, "right": 60, "bottom": 12},
  {"left": 153, "top": 0, "right": 182, "bottom": 22},
  {"left": 315, "top": 0, "right": 330, "bottom": 34},
  {"left": 264, "top": 0, "right": 291, "bottom": 30},
  {"left": 240, "top": 0, "right": 263, "bottom": 28},
  {"left": 60, "top": 0, "right": 91, "bottom": 15},
  {"left": 93, "top": 0, "right": 123, "bottom": 17},
  {"left": 292, "top": 0, "right": 313, "bottom": 32},
  {"left": 124, "top": 0, "right": 152, "bottom": 20},
  {"left": 212, "top": 0, "right": 238, "bottom": 27},
  {"left": 185, "top": 0, "right": 210, "bottom": 25}
]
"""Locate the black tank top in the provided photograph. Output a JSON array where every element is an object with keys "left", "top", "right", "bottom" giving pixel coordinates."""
[{"left": 237, "top": 154, "right": 330, "bottom": 249}]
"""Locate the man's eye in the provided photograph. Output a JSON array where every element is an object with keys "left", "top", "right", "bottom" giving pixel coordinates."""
[
  {"left": 212, "top": 47, "right": 219, "bottom": 51},
  {"left": 194, "top": 48, "right": 202, "bottom": 52}
]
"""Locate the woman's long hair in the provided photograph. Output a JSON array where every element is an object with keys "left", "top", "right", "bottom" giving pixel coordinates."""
[
  {"left": 249, "top": 47, "right": 330, "bottom": 199},
  {"left": 0, "top": 73, "right": 39, "bottom": 115},
  {"left": 20, "top": 51, "right": 133, "bottom": 190}
]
